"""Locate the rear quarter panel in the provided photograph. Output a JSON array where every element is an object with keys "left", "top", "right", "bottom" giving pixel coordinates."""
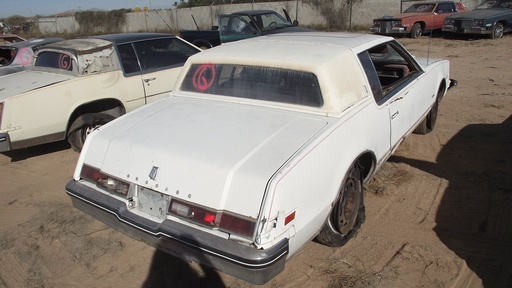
[
  {"left": 4, "top": 71, "right": 145, "bottom": 143},
  {"left": 257, "top": 97, "right": 391, "bottom": 255}
]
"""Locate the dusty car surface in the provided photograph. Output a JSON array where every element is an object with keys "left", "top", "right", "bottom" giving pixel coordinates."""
[
  {"left": 0, "top": 33, "right": 201, "bottom": 152},
  {"left": 0, "top": 37, "right": 64, "bottom": 76},
  {"left": 442, "top": 0, "right": 512, "bottom": 38},
  {"left": 0, "top": 34, "right": 25, "bottom": 44},
  {"left": 66, "top": 32, "right": 456, "bottom": 284},
  {"left": 371, "top": 1, "right": 467, "bottom": 38}
]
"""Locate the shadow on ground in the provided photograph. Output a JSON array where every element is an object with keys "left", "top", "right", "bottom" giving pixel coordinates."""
[
  {"left": 1, "top": 140, "right": 71, "bottom": 162},
  {"left": 390, "top": 115, "right": 512, "bottom": 287},
  {"left": 142, "top": 250, "right": 226, "bottom": 288}
]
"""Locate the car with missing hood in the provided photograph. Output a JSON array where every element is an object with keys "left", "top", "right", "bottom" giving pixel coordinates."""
[
  {"left": 0, "top": 37, "right": 64, "bottom": 76},
  {"left": 0, "top": 33, "right": 201, "bottom": 153},
  {"left": 66, "top": 32, "right": 457, "bottom": 284},
  {"left": 0, "top": 34, "right": 25, "bottom": 44},
  {"left": 442, "top": 0, "right": 512, "bottom": 38},
  {"left": 371, "top": 1, "right": 467, "bottom": 38}
]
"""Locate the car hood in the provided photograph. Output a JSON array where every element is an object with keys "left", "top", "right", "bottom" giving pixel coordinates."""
[
  {"left": 376, "top": 12, "right": 433, "bottom": 20},
  {"left": 0, "top": 70, "right": 72, "bottom": 100},
  {"left": 84, "top": 96, "right": 328, "bottom": 218},
  {"left": 446, "top": 8, "right": 510, "bottom": 19}
]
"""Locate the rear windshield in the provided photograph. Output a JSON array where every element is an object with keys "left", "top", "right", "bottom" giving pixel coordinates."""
[
  {"left": 35, "top": 51, "right": 73, "bottom": 71},
  {"left": 181, "top": 64, "right": 323, "bottom": 107}
]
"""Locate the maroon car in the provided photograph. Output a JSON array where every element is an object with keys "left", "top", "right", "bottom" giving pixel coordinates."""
[{"left": 371, "top": 1, "right": 467, "bottom": 38}]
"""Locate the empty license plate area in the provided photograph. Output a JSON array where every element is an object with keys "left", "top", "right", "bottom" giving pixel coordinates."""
[{"left": 138, "top": 187, "right": 170, "bottom": 220}]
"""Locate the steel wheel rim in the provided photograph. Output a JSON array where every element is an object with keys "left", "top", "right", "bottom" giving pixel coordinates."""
[{"left": 336, "top": 178, "right": 361, "bottom": 235}]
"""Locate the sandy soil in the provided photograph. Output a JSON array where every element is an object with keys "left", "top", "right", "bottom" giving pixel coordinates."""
[{"left": 1, "top": 35, "right": 511, "bottom": 288}]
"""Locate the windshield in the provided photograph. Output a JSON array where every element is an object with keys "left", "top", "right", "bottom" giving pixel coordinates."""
[
  {"left": 252, "top": 11, "right": 292, "bottom": 31},
  {"left": 404, "top": 3, "right": 435, "bottom": 13},
  {"left": 477, "top": 0, "right": 512, "bottom": 9},
  {"left": 181, "top": 64, "right": 323, "bottom": 107}
]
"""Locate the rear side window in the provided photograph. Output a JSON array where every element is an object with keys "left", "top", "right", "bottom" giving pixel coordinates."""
[
  {"left": 133, "top": 38, "right": 199, "bottom": 72},
  {"left": 117, "top": 43, "right": 140, "bottom": 74},
  {"left": 35, "top": 51, "right": 73, "bottom": 71},
  {"left": 181, "top": 64, "right": 323, "bottom": 107}
]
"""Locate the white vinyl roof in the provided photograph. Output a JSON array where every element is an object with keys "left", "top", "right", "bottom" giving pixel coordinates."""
[{"left": 190, "top": 32, "right": 393, "bottom": 69}]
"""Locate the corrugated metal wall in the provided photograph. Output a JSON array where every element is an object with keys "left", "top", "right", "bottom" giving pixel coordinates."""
[{"left": 37, "top": 0, "right": 482, "bottom": 35}]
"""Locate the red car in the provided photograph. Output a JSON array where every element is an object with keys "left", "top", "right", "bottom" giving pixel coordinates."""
[{"left": 371, "top": 1, "right": 467, "bottom": 38}]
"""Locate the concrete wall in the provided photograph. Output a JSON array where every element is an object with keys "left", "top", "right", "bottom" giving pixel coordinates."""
[{"left": 37, "top": 0, "right": 482, "bottom": 35}]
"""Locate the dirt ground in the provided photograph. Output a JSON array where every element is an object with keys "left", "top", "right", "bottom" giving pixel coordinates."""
[{"left": 1, "top": 35, "right": 511, "bottom": 288}]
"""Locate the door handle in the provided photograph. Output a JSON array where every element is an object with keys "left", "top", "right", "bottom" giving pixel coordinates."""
[
  {"left": 144, "top": 77, "right": 156, "bottom": 83},
  {"left": 391, "top": 111, "right": 399, "bottom": 119}
]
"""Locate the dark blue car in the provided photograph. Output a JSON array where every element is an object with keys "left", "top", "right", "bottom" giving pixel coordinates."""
[{"left": 442, "top": 0, "right": 512, "bottom": 38}]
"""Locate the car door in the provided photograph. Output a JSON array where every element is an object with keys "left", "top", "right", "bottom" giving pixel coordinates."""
[
  {"left": 361, "top": 41, "right": 427, "bottom": 152},
  {"left": 132, "top": 37, "right": 201, "bottom": 104},
  {"left": 432, "top": 3, "right": 457, "bottom": 29}
]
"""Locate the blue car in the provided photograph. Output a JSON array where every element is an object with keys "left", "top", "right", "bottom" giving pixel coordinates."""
[{"left": 442, "top": 0, "right": 512, "bottom": 38}]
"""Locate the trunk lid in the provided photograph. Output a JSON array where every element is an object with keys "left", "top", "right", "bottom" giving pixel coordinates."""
[
  {"left": 0, "top": 69, "right": 73, "bottom": 100},
  {"left": 89, "top": 96, "right": 327, "bottom": 219}
]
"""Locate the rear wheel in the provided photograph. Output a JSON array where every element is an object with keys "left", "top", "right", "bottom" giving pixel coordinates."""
[
  {"left": 67, "top": 113, "right": 116, "bottom": 152},
  {"left": 316, "top": 162, "right": 365, "bottom": 247},
  {"left": 410, "top": 23, "right": 423, "bottom": 38}
]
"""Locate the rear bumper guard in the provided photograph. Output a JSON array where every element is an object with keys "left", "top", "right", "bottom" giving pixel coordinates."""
[{"left": 65, "top": 180, "right": 289, "bottom": 285}]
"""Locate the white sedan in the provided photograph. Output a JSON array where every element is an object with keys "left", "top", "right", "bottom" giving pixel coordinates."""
[{"left": 66, "top": 32, "right": 456, "bottom": 284}]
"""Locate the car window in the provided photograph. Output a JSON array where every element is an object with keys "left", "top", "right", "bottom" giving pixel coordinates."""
[
  {"left": 0, "top": 47, "right": 15, "bottom": 65},
  {"left": 133, "top": 38, "right": 198, "bottom": 72},
  {"left": 404, "top": 3, "right": 435, "bottom": 12},
  {"left": 436, "top": 3, "right": 455, "bottom": 13},
  {"left": 258, "top": 12, "right": 291, "bottom": 30},
  {"left": 181, "top": 64, "right": 323, "bottom": 107},
  {"left": 476, "top": 0, "right": 512, "bottom": 8},
  {"left": 34, "top": 51, "right": 73, "bottom": 71},
  {"left": 358, "top": 52, "right": 384, "bottom": 103},
  {"left": 221, "top": 16, "right": 256, "bottom": 35},
  {"left": 359, "top": 42, "right": 421, "bottom": 104},
  {"left": 117, "top": 43, "right": 140, "bottom": 74}
]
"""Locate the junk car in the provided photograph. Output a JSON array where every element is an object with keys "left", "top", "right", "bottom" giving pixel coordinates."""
[
  {"left": 0, "top": 33, "right": 201, "bottom": 152},
  {"left": 442, "top": 0, "right": 512, "bottom": 38},
  {"left": 371, "top": 1, "right": 467, "bottom": 38},
  {"left": 66, "top": 32, "right": 457, "bottom": 284}
]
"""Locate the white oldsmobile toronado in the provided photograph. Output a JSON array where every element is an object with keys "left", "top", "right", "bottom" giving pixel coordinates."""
[{"left": 66, "top": 32, "right": 456, "bottom": 284}]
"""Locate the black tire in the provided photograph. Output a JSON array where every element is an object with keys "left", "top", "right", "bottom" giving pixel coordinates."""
[
  {"left": 491, "top": 23, "right": 504, "bottom": 39},
  {"left": 316, "top": 162, "right": 365, "bottom": 247},
  {"left": 410, "top": 23, "right": 422, "bottom": 39},
  {"left": 67, "top": 113, "right": 116, "bottom": 152},
  {"left": 414, "top": 86, "right": 442, "bottom": 135}
]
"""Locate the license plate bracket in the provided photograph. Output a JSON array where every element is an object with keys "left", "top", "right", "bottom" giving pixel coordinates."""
[{"left": 138, "top": 187, "right": 169, "bottom": 220}]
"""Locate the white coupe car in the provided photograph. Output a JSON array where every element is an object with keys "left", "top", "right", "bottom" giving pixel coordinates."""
[
  {"left": 0, "top": 33, "right": 201, "bottom": 152},
  {"left": 66, "top": 32, "right": 456, "bottom": 284}
]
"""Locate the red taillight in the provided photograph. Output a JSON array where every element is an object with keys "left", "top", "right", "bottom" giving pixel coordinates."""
[
  {"left": 80, "top": 164, "right": 129, "bottom": 196},
  {"left": 169, "top": 199, "right": 256, "bottom": 237},
  {"left": 218, "top": 213, "right": 256, "bottom": 237},
  {"left": 80, "top": 164, "right": 102, "bottom": 182}
]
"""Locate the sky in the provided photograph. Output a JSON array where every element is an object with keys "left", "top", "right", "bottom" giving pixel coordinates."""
[{"left": 0, "top": 0, "right": 176, "bottom": 18}]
